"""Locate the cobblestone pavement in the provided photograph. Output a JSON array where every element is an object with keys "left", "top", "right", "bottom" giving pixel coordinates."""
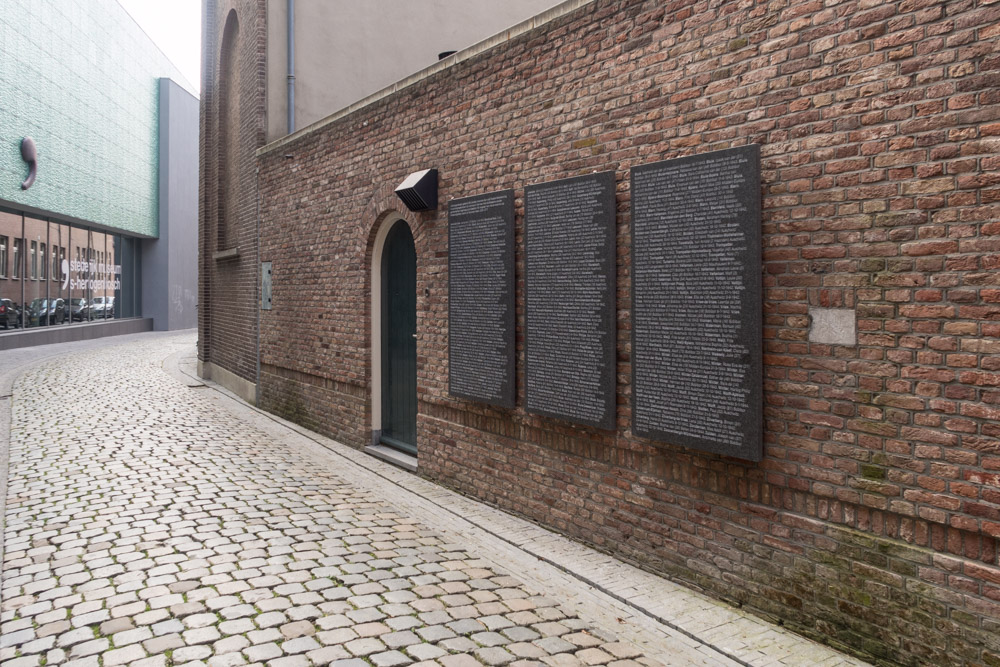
[{"left": 1, "top": 332, "right": 871, "bottom": 667}]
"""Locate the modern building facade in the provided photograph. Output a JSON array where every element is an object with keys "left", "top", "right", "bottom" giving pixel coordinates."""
[
  {"left": 0, "top": 0, "right": 199, "bottom": 349},
  {"left": 201, "top": 1, "right": 1000, "bottom": 665}
]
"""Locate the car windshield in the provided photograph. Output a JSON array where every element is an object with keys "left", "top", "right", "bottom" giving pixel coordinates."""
[
  {"left": 92, "top": 297, "right": 105, "bottom": 304},
  {"left": 71, "top": 299, "right": 86, "bottom": 306},
  {"left": 30, "top": 299, "right": 51, "bottom": 308}
]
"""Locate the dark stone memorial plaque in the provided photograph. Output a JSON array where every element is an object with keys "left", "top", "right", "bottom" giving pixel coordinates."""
[
  {"left": 630, "top": 145, "right": 762, "bottom": 461},
  {"left": 525, "top": 172, "right": 616, "bottom": 429},
  {"left": 448, "top": 190, "right": 515, "bottom": 408}
]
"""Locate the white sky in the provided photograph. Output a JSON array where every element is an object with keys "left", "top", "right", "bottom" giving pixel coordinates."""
[{"left": 117, "top": 0, "right": 201, "bottom": 92}]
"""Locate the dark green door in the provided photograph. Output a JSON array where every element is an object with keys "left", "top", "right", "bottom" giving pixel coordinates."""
[{"left": 381, "top": 220, "right": 417, "bottom": 455}]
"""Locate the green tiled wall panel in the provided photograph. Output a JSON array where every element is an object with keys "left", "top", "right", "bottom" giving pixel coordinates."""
[{"left": 0, "top": 0, "right": 195, "bottom": 237}]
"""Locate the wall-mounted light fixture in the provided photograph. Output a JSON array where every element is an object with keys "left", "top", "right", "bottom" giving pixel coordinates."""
[
  {"left": 20, "top": 137, "right": 37, "bottom": 190},
  {"left": 394, "top": 169, "right": 438, "bottom": 212}
]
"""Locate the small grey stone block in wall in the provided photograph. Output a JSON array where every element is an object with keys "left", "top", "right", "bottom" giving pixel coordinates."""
[{"left": 809, "top": 307, "right": 856, "bottom": 346}]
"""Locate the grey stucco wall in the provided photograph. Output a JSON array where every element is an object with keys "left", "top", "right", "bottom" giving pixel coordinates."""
[
  {"left": 143, "top": 79, "right": 199, "bottom": 331},
  {"left": 265, "top": 0, "right": 564, "bottom": 141}
]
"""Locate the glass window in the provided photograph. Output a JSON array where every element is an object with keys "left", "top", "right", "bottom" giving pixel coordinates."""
[
  {"left": 0, "top": 213, "right": 142, "bottom": 334},
  {"left": 24, "top": 216, "right": 47, "bottom": 327},
  {"left": 0, "top": 209, "right": 21, "bottom": 329},
  {"left": 69, "top": 227, "right": 86, "bottom": 321},
  {"left": 47, "top": 223, "right": 63, "bottom": 325}
]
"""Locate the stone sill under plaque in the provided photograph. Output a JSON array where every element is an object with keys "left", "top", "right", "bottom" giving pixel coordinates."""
[{"left": 213, "top": 247, "right": 240, "bottom": 262}]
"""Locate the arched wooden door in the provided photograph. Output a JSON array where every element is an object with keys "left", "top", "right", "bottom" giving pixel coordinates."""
[{"left": 380, "top": 220, "right": 417, "bottom": 454}]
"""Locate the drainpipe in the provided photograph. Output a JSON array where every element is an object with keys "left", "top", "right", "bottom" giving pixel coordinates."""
[{"left": 287, "top": 0, "right": 295, "bottom": 134}]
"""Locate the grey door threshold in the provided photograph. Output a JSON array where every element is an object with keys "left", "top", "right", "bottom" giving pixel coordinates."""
[{"left": 364, "top": 444, "right": 417, "bottom": 472}]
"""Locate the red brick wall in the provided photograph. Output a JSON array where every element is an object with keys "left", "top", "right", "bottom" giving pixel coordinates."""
[
  {"left": 216, "top": 0, "right": 1000, "bottom": 663},
  {"left": 199, "top": 0, "right": 266, "bottom": 380}
]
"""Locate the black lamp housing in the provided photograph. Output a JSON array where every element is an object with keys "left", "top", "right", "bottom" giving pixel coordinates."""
[{"left": 395, "top": 169, "right": 438, "bottom": 212}]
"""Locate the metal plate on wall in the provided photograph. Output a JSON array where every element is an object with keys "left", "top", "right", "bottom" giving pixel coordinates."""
[
  {"left": 448, "top": 190, "right": 515, "bottom": 408},
  {"left": 630, "top": 145, "right": 762, "bottom": 461},
  {"left": 261, "top": 262, "right": 272, "bottom": 310},
  {"left": 524, "top": 172, "right": 616, "bottom": 430}
]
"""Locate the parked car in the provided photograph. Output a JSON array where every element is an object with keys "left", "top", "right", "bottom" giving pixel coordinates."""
[
  {"left": 28, "top": 298, "right": 67, "bottom": 326},
  {"left": 90, "top": 296, "right": 114, "bottom": 319},
  {"left": 69, "top": 298, "right": 90, "bottom": 321},
  {"left": 0, "top": 299, "right": 21, "bottom": 329}
]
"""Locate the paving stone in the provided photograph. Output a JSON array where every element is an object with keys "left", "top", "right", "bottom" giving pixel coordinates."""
[
  {"left": 143, "top": 633, "right": 185, "bottom": 654},
  {"left": 381, "top": 630, "right": 420, "bottom": 649},
  {"left": 316, "top": 614, "right": 352, "bottom": 630},
  {"left": 219, "top": 604, "right": 255, "bottom": 620},
  {"left": 345, "top": 637, "right": 386, "bottom": 656},
  {"left": 473, "top": 631, "right": 511, "bottom": 647},
  {"left": 448, "top": 618, "right": 486, "bottom": 635},
  {"left": 370, "top": 650, "right": 412, "bottom": 667},
  {"left": 475, "top": 647, "right": 515, "bottom": 666},
  {"left": 100, "top": 618, "right": 135, "bottom": 636},
  {"left": 242, "top": 643, "right": 282, "bottom": 662},
  {"left": 37, "top": 621, "right": 71, "bottom": 638},
  {"left": 56, "top": 627, "right": 94, "bottom": 649},
  {"left": 317, "top": 628, "right": 358, "bottom": 645},
  {"left": 70, "top": 610, "right": 109, "bottom": 628},
  {"left": 405, "top": 643, "right": 448, "bottom": 661},
  {"left": 564, "top": 633, "right": 602, "bottom": 649},
  {"left": 533, "top": 623, "right": 569, "bottom": 638},
  {"left": 386, "top": 616, "right": 422, "bottom": 632},
  {"left": 268, "top": 656, "right": 310, "bottom": 667},
  {"left": 576, "top": 648, "right": 613, "bottom": 665},
  {"left": 540, "top": 655, "right": 584, "bottom": 667},
  {"left": 507, "top": 642, "right": 547, "bottom": 659},
  {"left": 133, "top": 610, "right": 170, "bottom": 626},
  {"left": 183, "top": 627, "right": 222, "bottom": 645},
  {"left": 113, "top": 627, "right": 153, "bottom": 648},
  {"left": 170, "top": 602, "right": 206, "bottom": 618},
  {"left": 439, "top": 655, "right": 483, "bottom": 667},
  {"left": 18, "top": 636, "right": 56, "bottom": 655},
  {"left": 438, "top": 637, "right": 479, "bottom": 653},
  {"left": 132, "top": 657, "right": 168, "bottom": 667},
  {"left": 69, "top": 639, "right": 110, "bottom": 658},
  {"left": 280, "top": 620, "right": 315, "bottom": 639},
  {"left": 3, "top": 658, "right": 41, "bottom": 667},
  {"left": 152, "top": 619, "right": 185, "bottom": 636},
  {"left": 253, "top": 611, "right": 286, "bottom": 629},
  {"left": 355, "top": 621, "right": 391, "bottom": 638},
  {"left": 214, "top": 635, "right": 251, "bottom": 655},
  {"left": 282, "top": 637, "right": 321, "bottom": 654},
  {"left": 601, "top": 644, "right": 642, "bottom": 660},
  {"left": 184, "top": 613, "right": 219, "bottom": 629},
  {"left": 246, "top": 628, "right": 282, "bottom": 645},
  {"left": 534, "top": 637, "right": 576, "bottom": 654},
  {"left": 45, "top": 648, "right": 67, "bottom": 665},
  {"left": 172, "top": 645, "right": 213, "bottom": 663},
  {"left": 503, "top": 626, "right": 540, "bottom": 643},
  {"left": 102, "top": 645, "right": 147, "bottom": 666},
  {"left": 62, "top": 657, "right": 99, "bottom": 667}
]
